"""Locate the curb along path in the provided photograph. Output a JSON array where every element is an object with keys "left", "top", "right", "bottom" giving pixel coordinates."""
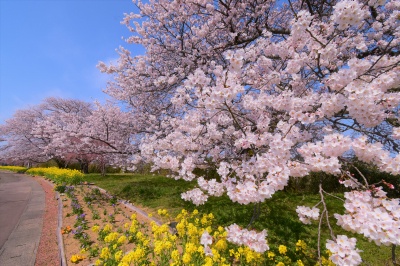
[{"left": 93, "top": 185, "right": 163, "bottom": 226}]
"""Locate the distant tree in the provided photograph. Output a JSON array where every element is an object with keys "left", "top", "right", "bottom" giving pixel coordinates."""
[
  {"left": 32, "top": 97, "right": 95, "bottom": 173},
  {"left": 0, "top": 97, "right": 136, "bottom": 174},
  {"left": 0, "top": 106, "right": 54, "bottom": 166},
  {"left": 79, "top": 102, "right": 139, "bottom": 175}
]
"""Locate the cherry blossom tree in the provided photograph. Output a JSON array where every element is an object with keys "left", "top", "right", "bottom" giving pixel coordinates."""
[
  {"left": 31, "top": 97, "right": 95, "bottom": 172},
  {"left": 0, "top": 106, "right": 51, "bottom": 166},
  {"left": 0, "top": 97, "right": 136, "bottom": 174},
  {"left": 100, "top": 0, "right": 400, "bottom": 264},
  {"left": 78, "top": 101, "right": 139, "bottom": 175},
  {"left": 33, "top": 98, "right": 138, "bottom": 174}
]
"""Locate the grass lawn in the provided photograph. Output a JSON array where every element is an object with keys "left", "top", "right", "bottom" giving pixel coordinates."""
[{"left": 84, "top": 173, "right": 398, "bottom": 265}]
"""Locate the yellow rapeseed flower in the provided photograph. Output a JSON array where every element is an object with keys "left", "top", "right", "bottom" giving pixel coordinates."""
[
  {"left": 115, "top": 250, "right": 123, "bottom": 261},
  {"left": 320, "top": 255, "right": 336, "bottom": 266},
  {"left": 103, "top": 224, "right": 113, "bottom": 233},
  {"left": 185, "top": 242, "right": 197, "bottom": 254},
  {"left": 201, "top": 216, "right": 209, "bottom": 226},
  {"left": 279, "top": 245, "right": 287, "bottom": 255},
  {"left": 91, "top": 225, "right": 100, "bottom": 233},
  {"left": 212, "top": 248, "right": 221, "bottom": 262},
  {"left": 204, "top": 257, "right": 213, "bottom": 266},
  {"left": 296, "top": 240, "right": 307, "bottom": 251},
  {"left": 157, "top": 209, "right": 169, "bottom": 216},
  {"left": 297, "top": 259, "right": 305, "bottom": 266},
  {"left": 176, "top": 221, "right": 186, "bottom": 236},
  {"left": 215, "top": 239, "right": 228, "bottom": 251},
  {"left": 197, "top": 245, "right": 205, "bottom": 256},
  {"left": 169, "top": 234, "right": 177, "bottom": 242},
  {"left": 244, "top": 247, "right": 256, "bottom": 263},
  {"left": 117, "top": 235, "right": 127, "bottom": 245},
  {"left": 171, "top": 249, "right": 180, "bottom": 261},
  {"left": 100, "top": 247, "right": 111, "bottom": 260},
  {"left": 132, "top": 246, "right": 146, "bottom": 262},
  {"left": 70, "top": 254, "right": 85, "bottom": 264},
  {"left": 234, "top": 247, "right": 244, "bottom": 260},
  {"left": 187, "top": 223, "right": 198, "bottom": 238},
  {"left": 164, "top": 240, "right": 172, "bottom": 249},
  {"left": 105, "top": 232, "right": 119, "bottom": 243},
  {"left": 129, "top": 223, "right": 138, "bottom": 234},
  {"left": 120, "top": 251, "right": 134, "bottom": 264},
  {"left": 182, "top": 253, "right": 191, "bottom": 264},
  {"left": 142, "top": 239, "right": 150, "bottom": 247},
  {"left": 268, "top": 251, "right": 275, "bottom": 259},
  {"left": 154, "top": 240, "right": 164, "bottom": 255},
  {"left": 136, "top": 231, "right": 145, "bottom": 242}
]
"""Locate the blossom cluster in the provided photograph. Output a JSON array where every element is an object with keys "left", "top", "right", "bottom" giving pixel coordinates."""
[
  {"left": 296, "top": 206, "right": 320, "bottom": 224},
  {"left": 181, "top": 188, "right": 209, "bottom": 206},
  {"left": 225, "top": 224, "right": 269, "bottom": 253},
  {"left": 326, "top": 235, "right": 362, "bottom": 266},
  {"left": 335, "top": 188, "right": 400, "bottom": 246},
  {"left": 331, "top": 0, "right": 367, "bottom": 30}
]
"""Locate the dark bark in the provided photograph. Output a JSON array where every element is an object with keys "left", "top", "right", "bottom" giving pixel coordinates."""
[
  {"left": 100, "top": 162, "right": 106, "bottom": 176},
  {"left": 53, "top": 157, "right": 67, "bottom": 168},
  {"left": 79, "top": 160, "right": 89, "bottom": 174}
]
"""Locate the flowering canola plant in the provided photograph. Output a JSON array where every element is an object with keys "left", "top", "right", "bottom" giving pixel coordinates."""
[
  {"left": 87, "top": 209, "right": 326, "bottom": 266},
  {"left": 26, "top": 167, "right": 84, "bottom": 185},
  {"left": 0, "top": 166, "right": 28, "bottom": 172}
]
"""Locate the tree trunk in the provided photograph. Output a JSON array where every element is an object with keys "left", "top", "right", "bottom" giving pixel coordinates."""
[
  {"left": 80, "top": 161, "right": 89, "bottom": 174},
  {"left": 53, "top": 157, "right": 66, "bottom": 168},
  {"left": 100, "top": 162, "right": 106, "bottom": 176}
]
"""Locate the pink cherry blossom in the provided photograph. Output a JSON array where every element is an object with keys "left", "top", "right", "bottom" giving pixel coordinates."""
[{"left": 326, "top": 235, "right": 362, "bottom": 266}]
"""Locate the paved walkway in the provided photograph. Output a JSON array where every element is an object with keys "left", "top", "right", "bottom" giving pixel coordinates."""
[{"left": 0, "top": 171, "right": 45, "bottom": 266}]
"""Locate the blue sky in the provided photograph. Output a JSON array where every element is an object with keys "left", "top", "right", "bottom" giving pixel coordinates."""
[{"left": 0, "top": 0, "right": 144, "bottom": 124}]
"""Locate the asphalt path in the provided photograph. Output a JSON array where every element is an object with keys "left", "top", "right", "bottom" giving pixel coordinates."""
[{"left": 0, "top": 171, "right": 45, "bottom": 265}]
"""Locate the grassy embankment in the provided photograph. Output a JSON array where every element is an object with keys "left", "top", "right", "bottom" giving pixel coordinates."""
[{"left": 84, "top": 173, "right": 398, "bottom": 265}]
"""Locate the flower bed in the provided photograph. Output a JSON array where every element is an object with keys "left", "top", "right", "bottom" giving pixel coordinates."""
[
  {"left": 26, "top": 167, "right": 84, "bottom": 185},
  {"left": 59, "top": 184, "right": 328, "bottom": 266},
  {"left": 0, "top": 165, "right": 28, "bottom": 173}
]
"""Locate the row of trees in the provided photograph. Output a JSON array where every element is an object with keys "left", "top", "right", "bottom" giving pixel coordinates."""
[
  {"left": 2, "top": 0, "right": 400, "bottom": 264},
  {"left": 0, "top": 97, "right": 138, "bottom": 174}
]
